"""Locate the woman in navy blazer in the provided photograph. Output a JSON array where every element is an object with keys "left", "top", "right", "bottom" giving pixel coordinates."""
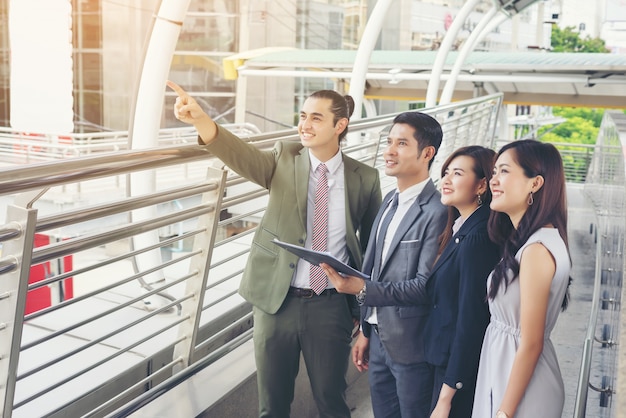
[{"left": 424, "top": 146, "right": 500, "bottom": 418}]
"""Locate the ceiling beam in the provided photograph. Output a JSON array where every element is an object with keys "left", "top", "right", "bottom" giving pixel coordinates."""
[{"left": 364, "top": 87, "right": 625, "bottom": 108}]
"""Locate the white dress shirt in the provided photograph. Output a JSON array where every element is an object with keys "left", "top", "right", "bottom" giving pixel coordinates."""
[{"left": 291, "top": 150, "right": 347, "bottom": 289}]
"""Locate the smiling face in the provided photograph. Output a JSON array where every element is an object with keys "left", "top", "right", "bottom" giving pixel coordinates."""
[
  {"left": 383, "top": 122, "right": 434, "bottom": 192},
  {"left": 490, "top": 149, "right": 540, "bottom": 227},
  {"left": 298, "top": 97, "right": 345, "bottom": 161},
  {"left": 440, "top": 155, "right": 486, "bottom": 217}
]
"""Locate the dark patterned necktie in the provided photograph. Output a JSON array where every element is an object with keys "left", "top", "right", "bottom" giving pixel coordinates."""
[{"left": 372, "top": 194, "right": 399, "bottom": 279}]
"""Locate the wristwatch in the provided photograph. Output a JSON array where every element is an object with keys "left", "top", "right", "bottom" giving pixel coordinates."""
[
  {"left": 495, "top": 410, "right": 510, "bottom": 418},
  {"left": 356, "top": 282, "right": 367, "bottom": 305}
]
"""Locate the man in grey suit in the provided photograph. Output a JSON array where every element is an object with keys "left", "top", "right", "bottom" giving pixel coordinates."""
[
  {"left": 168, "top": 81, "right": 382, "bottom": 418},
  {"left": 322, "top": 112, "right": 447, "bottom": 418}
]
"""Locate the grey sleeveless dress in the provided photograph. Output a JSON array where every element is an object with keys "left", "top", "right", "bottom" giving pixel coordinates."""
[{"left": 472, "top": 228, "right": 570, "bottom": 418}]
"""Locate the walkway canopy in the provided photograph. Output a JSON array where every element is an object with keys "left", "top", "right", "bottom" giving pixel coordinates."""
[{"left": 224, "top": 49, "right": 626, "bottom": 108}]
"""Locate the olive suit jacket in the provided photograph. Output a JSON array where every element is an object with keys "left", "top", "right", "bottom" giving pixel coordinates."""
[{"left": 203, "top": 125, "right": 382, "bottom": 314}]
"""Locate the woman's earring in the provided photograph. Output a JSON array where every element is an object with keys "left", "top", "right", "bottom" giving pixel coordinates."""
[
  {"left": 477, "top": 194, "right": 482, "bottom": 205},
  {"left": 527, "top": 192, "right": 534, "bottom": 206}
]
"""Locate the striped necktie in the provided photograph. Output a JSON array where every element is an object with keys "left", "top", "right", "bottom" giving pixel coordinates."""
[{"left": 310, "top": 163, "right": 329, "bottom": 294}]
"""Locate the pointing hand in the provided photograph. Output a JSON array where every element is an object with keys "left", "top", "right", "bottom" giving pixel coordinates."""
[{"left": 166, "top": 80, "right": 217, "bottom": 144}]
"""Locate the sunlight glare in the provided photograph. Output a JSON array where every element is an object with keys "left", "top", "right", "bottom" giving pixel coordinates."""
[{"left": 9, "top": 0, "right": 74, "bottom": 134}]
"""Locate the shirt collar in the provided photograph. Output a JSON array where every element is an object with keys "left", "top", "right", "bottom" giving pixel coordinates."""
[
  {"left": 395, "top": 177, "right": 430, "bottom": 205},
  {"left": 309, "top": 149, "right": 342, "bottom": 175},
  {"left": 452, "top": 205, "right": 482, "bottom": 235}
]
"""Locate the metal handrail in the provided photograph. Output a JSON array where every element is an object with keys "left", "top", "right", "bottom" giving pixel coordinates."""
[
  {"left": 574, "top": 111, "right": 626, "bottom": 418},
  {"left": 0, "top": 124, "right": 262, "bottom": 165},
  {"left": 104, "top": 328, "right": 255, "bottom": 418},
  {"left": 35, "top": 182, "right": 218, "bottom": 232}
]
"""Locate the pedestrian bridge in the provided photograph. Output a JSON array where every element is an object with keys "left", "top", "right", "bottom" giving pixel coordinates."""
[{"left": 0, "top": 94, "right": 624, "bottom": 418}]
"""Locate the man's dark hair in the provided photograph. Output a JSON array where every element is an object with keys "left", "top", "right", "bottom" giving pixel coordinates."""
[
  {"left": 308, "top": 90, "right": 355, "bottom": 142},
  {"left": 392, "top": 112, "right": 443, "bottom": 169}
]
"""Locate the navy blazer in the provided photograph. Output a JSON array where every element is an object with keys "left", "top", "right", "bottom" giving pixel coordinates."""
[
  {"left": 423, "top": 204, "right": 500, "bottom": 391},
  {"left": 360, "top": 180, "right": 447, "bottom": 364}
]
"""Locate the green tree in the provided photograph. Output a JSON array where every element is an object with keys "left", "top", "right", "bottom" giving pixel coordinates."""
[
  {"left": 538, "top": 108, "right": 604, "bottom": 182},
  {"left": 542, "top": 28, "right": 610, "bottom": 181},
  {"left": 539, "top": 113, "right": 600, "bottom": 145},
  {"left": 551, "top": 25, "right": 610, "bottom": 52}
]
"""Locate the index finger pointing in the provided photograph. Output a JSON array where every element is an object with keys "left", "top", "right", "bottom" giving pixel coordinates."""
[{"left": 166, "top": 80, "right": 187, "bottom": 97}]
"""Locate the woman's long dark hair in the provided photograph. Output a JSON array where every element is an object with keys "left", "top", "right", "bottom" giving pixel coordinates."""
[
  {"left": 487, "top": 140, "right": 572, "bottom": 310},
  {"left": 437, "top": 145, "right": 496, "bottom": 255}
]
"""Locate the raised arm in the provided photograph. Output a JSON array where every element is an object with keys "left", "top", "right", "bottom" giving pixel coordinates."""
[{"left": 168, "top": 80, "right": 276, "bottom": 188}]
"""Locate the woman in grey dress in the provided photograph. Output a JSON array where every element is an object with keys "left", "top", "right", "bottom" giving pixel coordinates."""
[{"left": 472, "top": 140, "right": 572, "bottom": 418}]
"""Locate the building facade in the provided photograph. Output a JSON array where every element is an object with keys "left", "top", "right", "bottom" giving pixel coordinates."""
[{"left": 1, "top": 0, "right": 605, "bottom": 136}]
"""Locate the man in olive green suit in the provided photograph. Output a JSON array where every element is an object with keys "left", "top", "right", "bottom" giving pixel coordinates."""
[{"left": 169, "top": 81, "right": 382, "bottom": 418}]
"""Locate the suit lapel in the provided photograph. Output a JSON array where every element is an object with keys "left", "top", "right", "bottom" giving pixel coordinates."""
[
  {"left": 379, "top": 180, "right": 437, "bottom": 274},
  {"left": 343, "top": 156, "right": 361, "bottom": 229},
  {"left": 429, "top": 204, "right": 490, "bottom": 276},
  {"left": 295, "top": 149, "right": 310, "bottom": 230},
  {"left": 363, "top": 191, "right": 394, "bottom": 275},
  {"left": 430, "top": 237, "right": 456, "bottom": 277}
]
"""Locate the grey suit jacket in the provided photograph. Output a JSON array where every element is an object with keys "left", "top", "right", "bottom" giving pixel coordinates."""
[
  {"left": 203, "top": 125, "right": 382, "bottom": 314},
  {"left": 361, "top": 180, "right": 447, "bottom": 364}
]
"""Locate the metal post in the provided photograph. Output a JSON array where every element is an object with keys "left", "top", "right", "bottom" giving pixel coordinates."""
[
  {"left": 172, "top": 167, "right": 227, "bottom": 369},
  {"left": 0, "top": 206, "right": 37, "bottom": 418}
]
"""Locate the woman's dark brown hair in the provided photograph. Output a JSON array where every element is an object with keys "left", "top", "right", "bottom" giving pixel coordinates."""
[
  {"left": 437, "top": 145, "right": 496, "bottom": 255},
  {"left": 487, "top": 139, "right": 572, "bottom": 310}
]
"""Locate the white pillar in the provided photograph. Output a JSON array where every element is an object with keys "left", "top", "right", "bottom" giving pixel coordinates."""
[
  {"left": 235, "top": 0, "right": 250, "bottom": 124},
  {"left": 535, "top": 1, "right": 545, "bottom": 49},
  {"left": 439, "top": 8, "right": 507, "bottom": 105},
  {"left": 128, "top": 0, "right": 191, "bottom": 303},
  {"left": 348, "top": 0, "right": 395, "bottom": 120},
  {"left": 9, "top": 0, "right": 74, "bottom": 135},
  {"left": 425, "top": 0, "right": 481, "bottom": 108},
  {"left": 129, "top": 0, "right": 191, "bottom": 147}
]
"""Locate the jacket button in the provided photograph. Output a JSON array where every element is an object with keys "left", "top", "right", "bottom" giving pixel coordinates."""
[
  {"left": 289, "top": 263, "right": 295, "bottom": 269},
  {"left": 298, "top": 239, "right": 304, "bottom": 244},
  {"left": 455, "top": 382, "right": 463, "bottom": 389},
  {"left": 455, "top": 237, "right": 460, "bottom": 243}
]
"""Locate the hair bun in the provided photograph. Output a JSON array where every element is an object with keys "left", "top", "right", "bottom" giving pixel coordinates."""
[{"left": 344, "top": 95, "right": 355, "bottom": 118}]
